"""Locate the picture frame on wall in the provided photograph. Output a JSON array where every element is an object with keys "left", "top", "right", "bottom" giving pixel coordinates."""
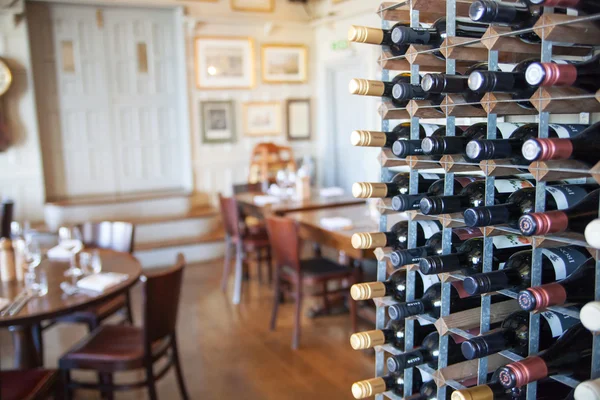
[
  {"left": 194, "top": 36, "right": 254, "bottom": 89},
  {"left": 243, "top": 102, "right": 282, "bottom": 136},
  {"left": 261, "top": 44, "right": 308, "bottom": 84},
  {"left": 200, "top": 101, "right": 236, "bottom": 144},
  {"left": 286, "top": 99, "right": 311, "bottom": 141},
  {"left": 231, "top": 0, "right": 274, "bottom": 12}
]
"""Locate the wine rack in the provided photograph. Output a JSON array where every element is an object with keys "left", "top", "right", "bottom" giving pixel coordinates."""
[{"left": 363, "top": 1, "right": 600, "bottom": 399}]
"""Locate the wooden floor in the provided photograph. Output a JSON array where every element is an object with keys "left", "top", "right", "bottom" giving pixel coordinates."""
[{"left": 0, "top": 258, "right": 373, "bottom": 399}]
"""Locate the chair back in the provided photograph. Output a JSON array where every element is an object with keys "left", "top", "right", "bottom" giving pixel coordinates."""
[
  {"left": 218, "top": 194, "right": 241, "bottom": 238},
  {"left": 232, "top": 183, "right": 262, "bottom": 195},
  {"left": 77, "top": 221, "right": 135, "bottom": 253},
  {"left": 265, "top": 216, "right": 301, "bottom": 272},
  {"left": 142, "top": 253, "right": 185, "bottom": 345}
]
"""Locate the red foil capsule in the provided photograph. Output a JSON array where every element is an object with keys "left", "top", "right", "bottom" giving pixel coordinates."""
[
  {"left": 520, "top": 283, "right": 568, "bottom": 311},
  {"left": 541, "top": 63, "right": 578, "bottom": 87},
  {"left": 519, "top": 210, "right": 569, "bottom": 236},
  {"left": 499, "top": 356, "right": 549, "bottom": 388}
]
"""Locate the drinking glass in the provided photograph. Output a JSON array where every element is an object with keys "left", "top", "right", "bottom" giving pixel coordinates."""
[
  {"left": 276, "top": 169, "right": 288, "bottom": 195},
  {"left": 29, "top": 269, "right": 48, "bottom": 296},
  {"left": 91, "top": 251, "right": 102, "bottom": 274}
]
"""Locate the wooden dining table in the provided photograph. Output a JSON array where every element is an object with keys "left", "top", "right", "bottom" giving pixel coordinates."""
[{"left": 0, "top": 251, "right": 142, "bottom": 369}]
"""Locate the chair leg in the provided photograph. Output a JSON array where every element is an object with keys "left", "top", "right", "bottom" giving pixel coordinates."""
[
  {"left": 232, "top": 241, "right": 244, "bottom": 304},
  {"left": 32, "top": 322, "right": 44, "bottom": 366},
  {"left": 266, "top": 247, "right": 273, "bottom": 284},
  {"left": 221, "top": 236, "right": 233, "bottom": 292},
  {"left": 171, "top": 335, "right": 190, "bottom": 400},
  {"left": 292, "top": 282, "right": 303, "bottom": 350},
  {"left": 146, "top": 362, "right": 158, "bottom": 400},
  {"left": 100, "top": 373, "right": 114, "bottom": 400},
  {"left": 270, "top": 268, "right": 281, "bottom": 331},
  {"left": 125, "top": 291, "right": 134, "bottom": 324},
  {"left": 62, "top": 369, "right": 72, "bottom": 400},
  {"left": 256, "top": 249, "right": 263, "bottom": 284},
  {"left": 322, "top": 281, "right": 330, "bottom": 315}
]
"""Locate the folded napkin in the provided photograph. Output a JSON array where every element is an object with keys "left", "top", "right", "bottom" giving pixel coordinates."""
[
  {"left": 320, "top": 187, "right": 345, "bottom": 197},
  {"left": 253, "top": 195, "right": 280, "bottom": 206},
  {"left": 320, "top": 217, "right": 353, "bottom": 231},
  {"left": 76, "top": 272, "right": 129, "bottom": 293},
  {"left": 47, "top": 239, "right": 84, "bottom": 260},
  {"left": 0, "top": 297, "right": 10, "bottom": 311}
]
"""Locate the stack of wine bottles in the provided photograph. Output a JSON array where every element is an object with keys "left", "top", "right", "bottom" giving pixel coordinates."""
[{"left": 346, "top": 1, "right": 600, "bottom": 399}]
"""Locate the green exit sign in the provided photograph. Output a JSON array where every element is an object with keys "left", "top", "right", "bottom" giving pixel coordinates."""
[{"left": 331, "top": 40, "right": 350, "bottom": 51}]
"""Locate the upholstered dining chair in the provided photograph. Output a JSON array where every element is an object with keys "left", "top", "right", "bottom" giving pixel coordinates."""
[
  {"left": 265, "top": 216, "right": 359, "bottom": 349},
  {"left": 59, "top": 254, "right": 189, "bottom": 400},
  {"left": 0, "top": 369, "right": 58, "bottom": 400},
  {"left": 218, "top": 194, "right": 272, "bottom": 304}
]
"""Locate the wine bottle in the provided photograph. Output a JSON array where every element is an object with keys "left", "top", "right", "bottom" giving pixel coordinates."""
[
  {"left": 463, "top": 183, "right": 597, "bottom": 228},
  {"left": 394, "top": 80, "right": 445, "bottom": 108},
  {"left": 469, "top": 0, "right": 541, "bottom": 43},
  {"left": 525, "top": 54, "right": 600, "bottom": 94},
  {"left": 407, "top": 380, "right": 451, "bottom": 400},
  {"left": 418, "top": 235, "right": 532, "bottom": 275},
  {"left": 463, "top": 245, "right": 591, "bottom": 295},
  {"left": 518, "top": 189, "right": 600, "bottom": 236},
  {"left": 391, "top": 177, "right": 482, "bottom": 212},
  {"left": 350, "top": 268, "right": 440, "bottom": 302},
  {"left": 461, "top": 309, "right": 580, "bottom": 360},
  {"left": 526, "top": 0, "right": 600, "bottom": 15},
  {"left": 351, "top": 220, "right": 442, "bottom": 250},
  {"left": 351, "top": 122, "right": 441, "bottom": 149},
  {"left": 517, "top": 258, "right": 595, "bottom": 311},
  {"left": 348, "top": 23, "right": 413, "bottom": 57},
  {"left": 584, "top": 219, "right": 600, "bottom": 249},
  {"left": 468, "top": 59, "right": 539, "bottom": 109},
  {"left": 575, "top": 378, "right": 600, "bottom": 400},
  {"left": 497, "top": 324, "right": 592, "bottom": 389},
  {"left": 349, "top": 74, "right": 414, "bottom": 108},
  {"left": 352, "top": 371, "right": 423, "bottom": 399},
  {"left": 453, "top": 379, "right": 574, "bottom": 400},
  {"left": 421, "top": 122, "right": 522, "bottom": 157},
  {"left": 353, "top": 172, "right": 442, "bottom": 199},
  {"left": 521, "top": 121, "right": 600, "bottom": 165},
  {"left": 581, "top": 301, "right": 600, "bottom": 333},
  {"left": 387, "top": 332, "right": 466, "bottom": 371},
  {"left": 421, "top": 63, "right": 489, "bottom": 107},
  {"left": 419, "top": 178, "right": 534, "bottom": 216},
  {"left": 392, "top": 126, "right": 464, "bottom": 158},
  {"left": 387, "top": 282, "right": 486, "bottom": 321},
  {"left": 465, "top": 123, "right": 588, "bottom": 164},
  {"left": 390, "top": 227, "right": 482, "bottom": 267},
  {"left": 350, "top": 319, "right": 436, "bottom": 350}
]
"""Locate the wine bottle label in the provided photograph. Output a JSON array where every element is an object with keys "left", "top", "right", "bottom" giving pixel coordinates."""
[
  {"left": 497, "top": 122, "right": 522, "bottom": 139},
  {"left": 454, "top": 227, "right": 482, "bottom": 241},
  {"left": 419, "top": 173, "right": 441, "bottom": 180},
  {"left": 417, "top": 270, "right": 440, "bottom": 294},
  {"left": 541, "top": 246, "right": 591, "bottom": 280},
  {"left": 548, "top": 124, "right": 587, "bottom": 139},
  {"left": 455, "top": 177, "right": 480, "bottom": 187},
  {"left": 494, "top": 179, "right": 534, "bottom": 193},
  {"left": 422, "top": 124, "right": 440, "bottom": 137},
  {"left": 540, "top": 309, "right": 579, "bottom": 338},
  {"left": 417, "top": 220, "right": 441, "bottom": 239},
  {"left": 492, "top": 235, "right": 532, "bottom": 249},
  {"left": 545, "top": 185, "right": 590, "bottom": 210}
]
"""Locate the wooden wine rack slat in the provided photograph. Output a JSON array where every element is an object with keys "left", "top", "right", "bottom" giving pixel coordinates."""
[{"left": 370, "top": 2, "right": 600, "bottom": 400}]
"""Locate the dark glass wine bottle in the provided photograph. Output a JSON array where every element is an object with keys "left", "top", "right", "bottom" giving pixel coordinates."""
[
  {"left": 469, "top": 0, "right": 541, "bottom": 43},
  {"left": 526, "top": 0, "right": 600, "bottom": 15},
  {"left": 419, "top": 178, "right": 534, "bottom": 216},
  {"left": 392, "top": 126, "right": 463, "bottom": 158},
  {"left": 405, "top": 380, "right": 451, "bottom": 400},
  {"left": 518, "top": 189, "right": 600, "bottom": 236},
  {"left": 353, "top": 172, "right": 442, "bottom": 199},
  {"left": 387, "top": 282, "right": 486, "bottom": 320},
  {"left": 421, "top": 63, "right": 488, "bottom": 107},
  {"left": 391, "top": 177, "right": 482, "bottom": 212},
  {"left": 525, "top": 54, "right": 600, "bottom": 94},
  {"left": 351, "top": 220, "right": 442, "bottom": 250},
  {"left": 350, "top": 319, "right": 436, "bottom": 350},
  {"left": 352, "top": 370, "right": 424, "bottom": 399},
  {"left": 421, "top": 122, "right": 521, "bottom": 157},
  {"left": 418, "top": 235, "right": 532, "bottom": 275},
  {"left": 463, "top": 245, "right": 591, "bottom": 295},
  {"left": 497, "top": 324, "right": 592, "bottom": 389},
  {"left": 454, "top": 379, "right": 574, "bottom": 400},
  {"left": 465, "top": 123, "right": 588, "bottom": 164},
  {"left": 521, "top": 121, "right": 600, "bottom": 165},
  {"left": 518, "top": 258, "right": 595, "bottom": 311},
  {"left": 461, "top": 309, "right": 580, "bottom": 360},
  {"left": 468, "top": 59, "right": 539, "bottom": 109},
  {"left": 387, "top": 332, "right": 466, "bottom": 371},
  {"left": 349, "top": 74, "right": 414, "bottom": 108},
  {"left": 350, "top": 268, "right": 440, "bottom": 302},
  {"left": 348, "top": 23, "right": 413, "bottom": 57},
  {"left": 351, "top": 123, "right": 441, "bottom": 149},
  {"left": 463, "top": 183, "right": 597, "bottom": 228},
  {"left": 394, "top": 81, "right": 445, "bottom": 108},
  {"left": 390, "top": 227, "right": 482, "bottom": 267}
]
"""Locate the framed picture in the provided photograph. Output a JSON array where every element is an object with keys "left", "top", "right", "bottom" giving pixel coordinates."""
[
  {"left": 243, "top": 102, "right": 282, "bottom": 136},
  {"left": 261, "top": 44, "right": 308, "bottom": 84},
  {"left": 231, "top": 0, "right": 274, "bottom": 12},
  {"left": 200, "top": 100, "right": 236, "bottom": 144},
  {"left": 286, "top": 99, "right": 311, "bottom": 141},
  {"left": 194, "top": 36, "right": 254, "bottom": 89}
]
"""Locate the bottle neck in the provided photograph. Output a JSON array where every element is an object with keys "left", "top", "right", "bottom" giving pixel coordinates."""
[
  {"left": 461, "top": 328, "right": 516, "bottom": 359},
  {"left": 422, "top": 73, "right": 469, "bottom": 94},
  {"left": 392, "top": 139, "right": 425, "bottom": 157},
  {"left": 390, "top": 246, "right": 431, "bottom": 267},
  {"left": 419, "top": 194, "right": 470, "bottom": 215},
  {"left": 521, "top": 138, "right": 574, "bottom": 162},
  {"left": 419, "top": 252, "right": 471, "bottom": 274},
  {"left": 421, "top": 135, "right": 470, "bottom": 155},
  {"left": 390, "top": 25, "right": 440, "bottom": 46},
  {"left": 463, "top": 202, "right": 523, "bottom": 227},
  {"left": 463, "top": 267, "right": 524, "bottom": 295},
  {"left": 465, "top": 138, "right": 524, "bottom": 162}
]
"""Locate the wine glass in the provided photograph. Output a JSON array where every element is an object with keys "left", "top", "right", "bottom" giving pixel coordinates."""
[
  {"left": 59, "top": 226, "right": 84, "bottom": 282},
  {"left": 276, "top": 169, "right": 289, "bottom": 197},
  {"left": 23, "top": 237, "right": 43, "bottom": 295}
]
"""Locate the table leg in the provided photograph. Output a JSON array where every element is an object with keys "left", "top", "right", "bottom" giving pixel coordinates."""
[
  {"left": 232, "top": 241, "right": 243, "bottom": 305},
  {"left": 9, "top": 324, "right": 42, "bottom": 369}
]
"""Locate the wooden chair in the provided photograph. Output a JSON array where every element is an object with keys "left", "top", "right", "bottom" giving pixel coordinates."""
[
  {"left": 0, "top": 369, "right": 58, "bottom": 400},
  {"left": 218, "top": 194, "right": 272, "bottom": 304},
  {"left": 265, "top": 216, "right": 359, "bottom": 349},
  {"left": 59, "top": 254, "right": 189, "bottom": 400}
]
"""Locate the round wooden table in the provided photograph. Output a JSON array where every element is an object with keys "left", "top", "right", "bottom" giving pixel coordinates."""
[{"left": 0, "top": 251, "right": 142, "bottom": 369}]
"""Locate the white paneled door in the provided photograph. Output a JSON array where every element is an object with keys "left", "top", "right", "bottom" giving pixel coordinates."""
[{"left": 30, "top": 3, "right": 185, "bottom": 199}]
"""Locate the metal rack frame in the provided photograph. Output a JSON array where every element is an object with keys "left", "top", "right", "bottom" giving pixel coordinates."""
[{"left": 373, "top": 2, "right": 600, "bottom": 399}]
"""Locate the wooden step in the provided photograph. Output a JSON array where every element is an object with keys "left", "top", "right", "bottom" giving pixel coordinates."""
[
  {"left": 135, "top": 227, "right": 226, "bottom": 251},
  {"left": 46, "top": 189, "right": 191, "bottom": 206}
]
